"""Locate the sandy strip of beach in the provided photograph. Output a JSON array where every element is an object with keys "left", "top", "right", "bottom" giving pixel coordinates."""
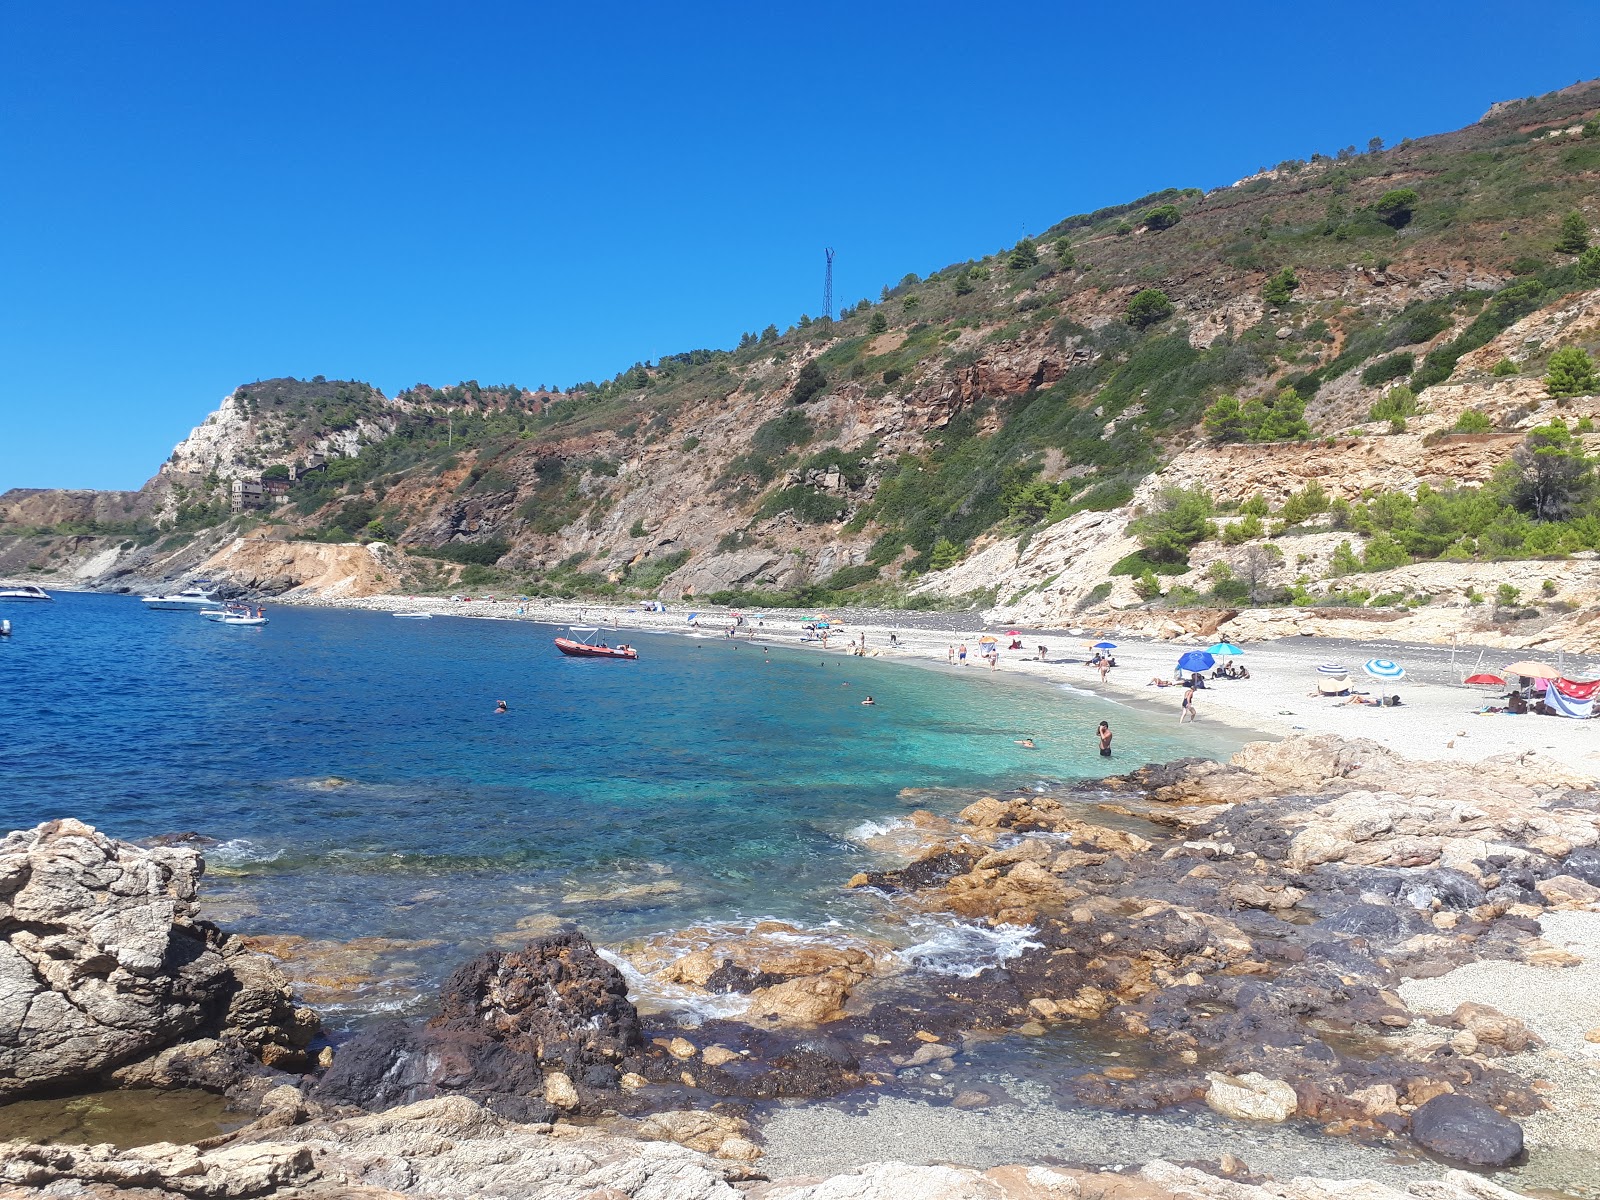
[{"left": 302, "top": 593, "right": 1600, "bottom": 777}]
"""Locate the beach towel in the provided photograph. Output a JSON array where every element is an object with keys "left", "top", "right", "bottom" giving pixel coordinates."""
[
  {"left": 1553, "top": 678, "right": 1600, "bottom": 701},
  {"left": 1545, "top": 687, "right": 1595, "bottom": 719}
]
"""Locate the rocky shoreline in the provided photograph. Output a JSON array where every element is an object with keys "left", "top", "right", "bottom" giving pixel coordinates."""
[{"left": 5, "top": 734, "right": 1600, "bottom": 1197}]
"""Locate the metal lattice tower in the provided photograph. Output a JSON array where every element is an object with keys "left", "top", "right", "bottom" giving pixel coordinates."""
[{"left": 823, "top": 247, "right": 835, "bottom": 319}]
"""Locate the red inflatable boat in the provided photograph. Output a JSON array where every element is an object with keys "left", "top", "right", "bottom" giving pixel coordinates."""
[{"left": 554, "top": 627, "right": 637, "bottom": 660}]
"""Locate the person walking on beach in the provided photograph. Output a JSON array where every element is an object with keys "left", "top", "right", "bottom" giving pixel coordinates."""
[
  {"left": 1180, "top": 684, "right": 1197, "bottom": 724},
  {"left": 1097, "top": 721, "right": 1113, "bottom": 757},
  {"left": 947, "top": 644, "right": 954, "bottom": 662},
  {"left": 1037, "top": 644, "right": 1048, "bottom": 661},
  {"left": 958, "top": 643, "right": 968, "bottom": 665},
  {"left": 1098, "top": 659, "right": 1110, "bottom": 684}
]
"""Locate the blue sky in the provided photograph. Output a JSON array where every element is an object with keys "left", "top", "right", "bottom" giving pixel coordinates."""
[{"left": 3, "top": 1, "right": 1597, "bottom": 490}]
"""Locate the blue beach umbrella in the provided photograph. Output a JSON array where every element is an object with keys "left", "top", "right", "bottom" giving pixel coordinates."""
[
  {"left": 1092, "top": 641, "right": 1118, "bottom": 650},
  {"left": 1177, "top": 650, "right": 1215, "bottom": 675},
  {"left": 1364, "top": 658, "right": 1405, "bottom": 701},
  {"left": 1207, "top": 642, "right": 1243, "bottom": 656}
]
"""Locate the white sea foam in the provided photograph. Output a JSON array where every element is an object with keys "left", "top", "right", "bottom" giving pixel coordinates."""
[
  {"left": 846, "top": 817, "right": 908, "bottom": 841},
  {"left": 207, "top": 839, "right": 284, "bottom": 868},
  {"left": 899, "top": 921, "right": 1042, "bottom": 978},
  {"left": 597, "top": 948, "right": 751, "bottom": 1026}
]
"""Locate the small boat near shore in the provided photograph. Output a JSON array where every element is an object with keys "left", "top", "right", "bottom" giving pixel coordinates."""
[
  {"left": 0, "top": 584, "right": 52, "bottom": 602},
  {"left": 554, "top": 626, "right": 637, "bottom": 660},
  {"left": 393, "top": 612, "right": 433, "bottom": 619}
]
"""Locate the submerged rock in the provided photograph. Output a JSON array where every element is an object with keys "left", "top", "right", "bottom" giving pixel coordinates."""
[{"left": 0, "top": 819, "right": 316, "bottom": 1103}]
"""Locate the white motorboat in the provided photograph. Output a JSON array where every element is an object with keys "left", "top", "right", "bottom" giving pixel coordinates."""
[
  {"left": 141, "top": 586, "right": 218, "bottom": 611},
  {"left": 201, "top": 604, "right": 252, "bottom": 622},
  {"left": 214, "top": 613, "right": 268, "bottom": 626},
  {"left": 392, "top": 612, "right": 433, "bottom": 619},
  {"left": 0, "top": 584, "right": 52, "bottom": 602}
]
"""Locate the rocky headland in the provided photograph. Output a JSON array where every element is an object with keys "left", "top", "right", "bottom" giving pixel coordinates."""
[{"left": 5, "top": 733, "right": 1600, "bottom": 1196}]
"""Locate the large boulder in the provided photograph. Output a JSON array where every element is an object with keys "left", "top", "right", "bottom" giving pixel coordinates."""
[
  {"left": 0, "top": 819, "right": 316, "bottom": 1101},
  {"left": 1410, "top": 1093, "right": 1525, "bottom": 1167},
  {"left": 314, "top": 930, "right": 642, "bottom": 1120}
]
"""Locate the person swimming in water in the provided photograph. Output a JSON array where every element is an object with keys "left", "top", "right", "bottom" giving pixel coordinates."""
[
  {"left": 1015, "top": 737, "right": 1036, "bottom": 749},
  {"left": 494, "top": 700, "right": 508, "bottom": 714},
  {"left": 862, "top": 696, "right": 875, "bottom": 705},
  {"left": 1097, "top": 721, "right": 1113, "bottom": 757}
]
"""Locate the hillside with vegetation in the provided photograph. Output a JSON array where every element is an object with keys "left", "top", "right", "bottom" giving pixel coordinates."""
[{"left": 4, "top": 79, "right": 1600, "bottom": 646}]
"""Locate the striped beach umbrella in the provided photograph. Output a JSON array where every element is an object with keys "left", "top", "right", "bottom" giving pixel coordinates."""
[
  {"left": 1315, "top": 662, "right": 1350, "bottom": 676},
  {"left": 1364, "top": 658, "right": 1405, "bottom": 702}
]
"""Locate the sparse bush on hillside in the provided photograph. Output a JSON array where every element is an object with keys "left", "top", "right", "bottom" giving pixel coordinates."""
[
  {"left": 1328, "top": 540, "right": 1363, "bottom": 577},
  {"left": 1362, "top": 532, "right": 1410, "bottom": 571},
  {"left": 929, "top": 537, "right": 964, "bottom": 571},
  {"left": 1242, "top": 388, "right": 1311, "bottom": 441},
  {"left": 1008, "top": 239, "right": 1039, "bottom": 270},
  {"left": 1361, "top": 352, "right": 1414, "bottom": 387},
  {"left": 867, "top": 311, "right": 888, "bottom": 334},
  {"left": 1580, "top": 247, "right": 1600, "bottom": 281},
  {"left": 1372, "top": 187, "right": 1417, "bottom": 228},
  {"left": 791, "top": 360, "right": 828, "bottom": 405},
  {"left": 1202, "top": 394, "right": 1245, "bottom": 443},
  {"left": 1143, "top": 204, "right": 1181, "bottom": 231},
  {"left": 1054, "top": 238, "right": 1075, "bottom": 267},
  {"left": 1125, "top": 289, "right": 1174, "bottom": 329},
  {"left": 1491, "top": 358, "right": 1519, "bottom": 377},
  {"left": 1545, "top": 346, "right": 1598, "bottom": 398},
  {"left": 1129, "top": 485, "right": 1215, "bottom": 565},
  {"left": 1556, "top": 211, "right": 1592, "bottom": 255},
  {"left": 1261, "top": 267, "right": 1299, "bottom": 305},
  {"left": 1369, "top": 386, "right": 1421, "bottom": 426}
]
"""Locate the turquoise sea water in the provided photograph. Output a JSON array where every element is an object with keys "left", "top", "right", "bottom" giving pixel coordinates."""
[{"left": 3, "top": 592, "right": 1245, "bottom": 1018}]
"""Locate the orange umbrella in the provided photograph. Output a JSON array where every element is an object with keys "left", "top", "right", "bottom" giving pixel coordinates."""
[
  {"left": 1505, "top": 660, "right": 1561, "bottom": 679},
  {"left": 978, "top": 635, "right": 999, "bottom": 644}
]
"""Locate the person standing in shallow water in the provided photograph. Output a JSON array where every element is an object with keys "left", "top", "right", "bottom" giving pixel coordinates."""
[
  {"left": 958, "top": 643, "right": 967, "bottom": 665},
  {"left": 1097, "top": 721, "right": 1113, "bottom": 757},
  {"left": 1180, "top": 684, "right": 1197, "bottom": 724}
]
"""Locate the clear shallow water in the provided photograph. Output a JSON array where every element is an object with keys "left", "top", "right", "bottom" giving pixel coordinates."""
[{"left": 3, "top": 592, "right": 1244, "bottom": 1019}]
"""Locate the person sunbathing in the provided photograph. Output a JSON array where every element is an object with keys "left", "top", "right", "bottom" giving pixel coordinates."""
[{"left": 1148, "top": 676, "right": 1175, "bottom": 687}]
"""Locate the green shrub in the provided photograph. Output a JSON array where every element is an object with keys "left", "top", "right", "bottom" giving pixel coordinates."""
[
  {"left": 1202, "top": 394, "right": 1246, "bottom": 443},
  {"left": 458, "top": 564, "right": 501, "bottom": 589},
  {"left": 1579, "top": 246, "right": 1600, "bottom": 281},
  {"left": 1496, "top": 583, "right": 1522, "bottom": 608},
  {"left": 1008, "top": 238, "right": 1039, "bottom": 269},
  {"left": 1369, "top": 386, "right": 1421, "bottom": 424},
  {"left": 1128, "top": 486, "right": 1215, "bottom": 564},
  {"left": 1261, "top": 267, "right": 1299, "bottom": 306},
  {"left": 1545, "top": 347, "right": 1598, "bottom": 398},
  {"left": 1361, "top": 352, "right": 1415, "bottom": 387},
  {"left": 629, "top": 518, "right": 647, "bottom": 538},
  {"left": 1125, "top": 289, "right": 1174, "bottom": 329},
  {"left": 929, "top": 537, "right": 964, "bottom": 570},
  {"left": 1279, "top": 481, "right": 1329, "bottom": 525},
  {"left": 867, "top": 311, "right": 888, "bottom": 334},
  {"left": 680, "top": 436, "right": 701, "bottom": 452},
  {"left": 792, "top": 360, "right": 828, "bottom": 404},
  {"left": 883, "top": 367, "right": 903, "bottom": 385},
  {"left": 1362, "top": 531, "right": 1410, "bottom": 571},
  {"left": 1143, "top": 204, "right": 1181, "bottom": 231},
  {"left": 1132, "top": 569, "right": 1163, "bottom": 600},
  {"left": 1454, "top": 408, "right": 1493, "bottom": 433},
  {"left": 1556, "top": 211, "right": 1592, "bottom": 255},
  {"left": 1372, "top": 187, "right": 1417, "bottom": 228},
  {"left": 824, "top": 563, "right": 880, "bottom": 591},
  {"left": 1328, "top": 540, "right": 1363, "bottom": 576},
  {"left": 419, "top": 540, "right": 510, "bottom": 566},
  {"left": 1491, "top": 359, "right": 1519, "bottom": 377},
  {"left": 1054, "top": 238, "right": 1076, "bottom": 267}
]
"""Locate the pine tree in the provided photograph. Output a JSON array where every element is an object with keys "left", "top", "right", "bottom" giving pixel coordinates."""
[
  {"left": 1555, "top": 211, "right": 1591, "bottom": 255},
  {"left": 1545, "top": 347, "right": 1598, "bottom": 398}
]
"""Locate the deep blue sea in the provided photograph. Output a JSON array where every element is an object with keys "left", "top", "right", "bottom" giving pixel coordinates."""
[{"left": 2, "top": 592, "right": 1244, "bottom": 1020}]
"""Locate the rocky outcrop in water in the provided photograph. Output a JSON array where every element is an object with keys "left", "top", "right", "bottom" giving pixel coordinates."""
[
  {"left": 0, "top": 820, "right": 317, "bottom": 1103},
  {"left": 808, "top": 735, "right": 1600, "bottom": 1160},
  {"left": 314, "top": 931, "right": 641, "bottom": 1122}
]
